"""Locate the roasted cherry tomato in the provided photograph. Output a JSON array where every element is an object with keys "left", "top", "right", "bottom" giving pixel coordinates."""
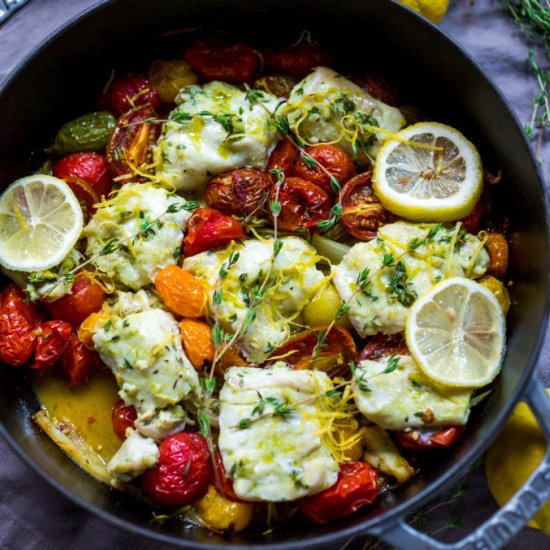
[
  {"left": 184, "top": 208, "right": 246, "bottom": 257},
  {"left": 154, "top": 266, "right": 206, "bottom": 318},
  {"left": 179, "top": 319, "right": 215, "bottom": 371},
  {"left": 394, "top": 426, "right": 465, "bottom": 452},
  {"left": 106, "top": 104, "right": 160, "bottom": 182},
  {"left": 0, "top": 284, "right": 42, "bottom": 366},
  {"left": 60, "top": 335, "right": 102, "bottom": 387},
  {"left": 341, "top": 172, "right": 396, "bottom": 241},
  {"left": 484, "top": 232, "right": 509, "bottom": 279},
  {"left": 268, "top": 327, "right": 356, "bottom": 377},
  {"left": 182, "top": 38, "right": 257, "bottom": 84},
  {"left": 45, "top": 273, "right": 105, "bottom": 327},
  {"left": 213, "top": 450, "right": 242, "bottom": 503},
  {"left": 110, "top": 73, "right": 160, "bottom": 116},
  {"left": 461, "top": 199, "right": 485, "bottom": 234},
  {"left": 148, "top": 59, "right": 198, "bottom": 104},
  {"left": 254, "top": 74, "right": 296, "bottom": 99},
  {"left": 297, "top": 461, "right": 378, "bottom": 524},
  {"left": 351, "top": 71, "right": 398, "bottom": 106},
  {"left": 271, "top": 177, "right": 331, "bottom": 231},
  {"left": 266, "top": 139, "right": 299, "bottom": 178},
  {"left": 111, "top": 399, "right": 137, "bottom": 440},
  {"left": 29, "top": 320, "right": 74, "bottom": 375},
  {"left": 205, "top": 168, "right": 272, "bottom": 217},
  {"left": 59, "top": 176, "right": 99, "bottom": 223},
  {"left": 142, "top": 431, "right": 212, "bottom": 506},
  {"left": 263, "top": 42, "right": 332, "bottom": 79},
  {"left": 53, "top": 152, "right": 112, "bottom": 199},
  {"left": 293, "top": 145, "right": 356, "bottom": 197},
  {"left": 359, "top": 333, "right": 408, "bottom": 362}
]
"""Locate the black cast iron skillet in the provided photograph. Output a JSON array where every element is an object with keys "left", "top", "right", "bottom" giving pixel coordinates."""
[{"left": 1, "top": 1, "right": 550, "bottom": 548}]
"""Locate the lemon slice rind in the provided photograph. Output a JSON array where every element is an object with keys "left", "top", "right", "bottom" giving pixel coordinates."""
[
  {"left": 373, "top": 122, "right": 483, "bottom": 222},
  {"left": 405, "top": 277, "right": 506, "bottom": 389},
  {"left": 0, "top": 175, "right": 83, "bottom": 272}
]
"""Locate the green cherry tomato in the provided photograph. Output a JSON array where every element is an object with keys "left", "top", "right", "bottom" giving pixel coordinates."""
[{"left": 52, "top": 112, "right": 116, "bottom": 155}]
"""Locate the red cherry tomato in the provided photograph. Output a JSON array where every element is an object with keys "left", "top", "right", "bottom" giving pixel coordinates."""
[
  {"left": 351, "top": 72, "right": 398, "bottom": 106},
  {"left": 263, "top": 43, "right": 332, "bottom": 79},
  {"left": 213, "top": 450, "right": 242, "bottom": 503},
  {"left": 0, "top": 284, "right": 42, "bottom": 366},
  {"left": 341, "top": 172, "right": 396, "bottom": 241},
  {"left": 268, "top": 327, "right": 356, "bottom": 377},
  {"left": 293, "top": 145, "right": 356, "bottom": 197},
  {"left": 29, "top": 320, "right": 74, "bottom": 375},
  {"left": 45, "top": 273, "right": 105, "bottom": 326},
  {"left": 60, "top": 176, "right": 99, "bottom": 222},
  {"left": 205, "top": 168, "right": 272, "bottom": 217},
  {"left": 266, "top": 139, "right": 299, "bottom": 178},
  {"left": 60, "top": 335, "right": 102, "bottom": 387},
  {"left": 110, "top": 73, "right": 160, "bottom": 116},
  {"left": 358, "top": 333, "right": 408, "bottom": 362},
  {"left": 111, "top": 399, "right": 137, "bottom": 440},
  {"left": 394, "top": 426, "right": 465, "bottom": 452},
  {"left": 106, "top": 104, "right": 160, "bottom": 182},
  {"left": 271, "top": 177, "right": 331, "bottom": 231},
  {"left": 53, "top": 152, "right": 112, "bottom": 199},
  {"left": 142, "top": 431, "right": 212, "bottom": 506},
  {"left": 297, "top": 461, "right": 378, "bottom": 524},
  {"left": 183, "top": 38, "right": 257, "bottom": 84},
  {"left": 183, "top": 208, "right": 246, "bottom": 257},
  {"left": 461, "top": 199, "right": 485, "bottom": 234}
]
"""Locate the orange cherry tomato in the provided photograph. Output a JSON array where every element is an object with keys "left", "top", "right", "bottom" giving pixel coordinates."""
[
  {"left": 484, "top": 232, "right": 509, "bottom": 279},
  {"left": 341, "top": 172, "right": 396, "bottom": 241},
  {"left": 268, "top": 327, "right": 356, "bottom": 377},
  {"left": 45, "top": 273, "right": 105, "bottom": 326},
  {"left": 358, "top": 333, "right": 408, "bottom": 362},
  {"left": 297, "top": 461, "right": 378, "bottom": 524},
  {"left": 213, "top": 450, "right": 242, "bottom": 503},
  {"left": 0, "top": 284, "right": 42, "bottom": 366},
  {"left": 217, "top": 346, "right": 248, "bottom": 378},
  {"left": 182, "top": 38, "right": 257, "bottom": 84},
  {"left": 205, "top": 168, "right": 272, "bottom": 218},
  {"left": 271, "top": 177, "right": 332, "bottom": 231},
  {"left": 179, "top": 319, "right": 215, "bottom": 371},
  {"left": 77, "top": 311, "right": 109, "bottom": 349},
  {"left": 294, "top": 144, "right": 356, "bottom": 197},
  {"left": 266, "top": 139, "right": 299, "bottom": 178},
  {"left": 263, "top": 43, "right": 332, "bottom": 80},
  {"left": 155, "top": 266, "right": 206, "bottom": 318},
  {"left": 29, "top": 320, "right": 74, "bottom": 375},
  {"left": 60, "top": 335, "right": 102, "bottom": 387},
  {"left": 183, "top": 208, "right": 246, "bottom": 257},
  {"left": 111, "top": 399, "right": 137, "bottom": 440},
  {"left": 394, "top": 426, "right": 465, "bottom": 452}
]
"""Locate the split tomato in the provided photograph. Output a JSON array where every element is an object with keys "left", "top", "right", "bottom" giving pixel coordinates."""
[
  {"left": 394, "top": 426, "right": 465, "bottom": 452},
  {"left": 183, "top": 208, "right": 246, "bottom": 257},
  {"left": 142, "top": 431, "right": 212, "bottom": 506},
  {"left": 266, "top": 139, "right": 299, "bottom": 178},
  {"left": 341, "top": 172, "right": 395, "bottom": 241},
  {"left": 358, "top": 333, "right": 408, "bottom": 362},
  {"left": 297, "top": 461, "right": 378, "bottom": 524},
  {"left": 111, "top": 399, "right": 137, "bottom": 440},
  {"left": 0, "top": 284, "right": 42, "bottom": 366},
  {"left": 29, "top": 320, "right": 74, "bottom": 375}
]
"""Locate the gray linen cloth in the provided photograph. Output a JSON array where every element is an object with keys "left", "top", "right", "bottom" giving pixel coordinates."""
[{"left": 0, "top": 0, "right": 549, "bottom": 548}]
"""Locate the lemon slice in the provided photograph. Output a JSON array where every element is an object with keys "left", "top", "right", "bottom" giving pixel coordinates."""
[
  {"left": 405, "top": 277, "right": 505, "bottom": 388},
  {"left": 0, "top": 175, "right": 83, "bottom": 272},
  {"left": 373, "top": 122, "right": 483, "bottom": 222}
]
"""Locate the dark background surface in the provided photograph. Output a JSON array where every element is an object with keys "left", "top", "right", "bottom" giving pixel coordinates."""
[{"left": 0, "top": 0, "right": 549, "bottom": 548}]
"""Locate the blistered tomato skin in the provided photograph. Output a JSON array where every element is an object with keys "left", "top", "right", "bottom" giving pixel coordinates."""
[
  {"left": 266, "top": 139, "right": 299, "bottom": 178},
  {"left": 154, "top": 266, "right": 206, "bottom": 318},
  {"left": 111, "top": 73, "right": 160, "bottom": 116},
  {"left": 184, "top": 208, "right": 246, "bottom": 257},
  {"left": 297, "top": 461, "right": 378, "bottom": 524},
  {"left": 358, "top": 333, "right": 409, "bottom": 362},
  {"left": 183, "top": 38, "right": 257, "bottom": 84},
  {"left": 53, "top": 153, "right": 112, "bottom": 199},
  {"left": 0, "top": 284, "right": 42, "bottom": 366},
  {"left": 395, "top": 426, "right": 465, "bottom": 452},
  {"left": 271, "top": 177, "right": 332, "bottom": 231},
  {"left": 29, "top": 320, "right": 74, "bottom": 375},
  {"left": 213, "top": 450, "right": 242, "bottom": 503},
  {"left": 45, "top": 273, "right": 105, "bottom": 326},
  {"left": 60, "top": 335, "right": 102, "bottom": 387},
  {"left": 142, "top": 432, "right": 212, "bottom": 507},
  {"left": 111, "top": 399, "right": 138, "bottom": 440},
  {"left": 263, "top": 43, "right": 332, "bottom": 79},
  {"left": 294, "top": 145, "right": 356, "bottom": 197},
  {"left": 205, "top": 168, "right": 272, "bottom": 217}
]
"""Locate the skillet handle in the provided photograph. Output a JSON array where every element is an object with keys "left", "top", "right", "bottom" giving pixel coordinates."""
[{"left": 370, "top": 377, "right": 550, "bottom": 550}]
